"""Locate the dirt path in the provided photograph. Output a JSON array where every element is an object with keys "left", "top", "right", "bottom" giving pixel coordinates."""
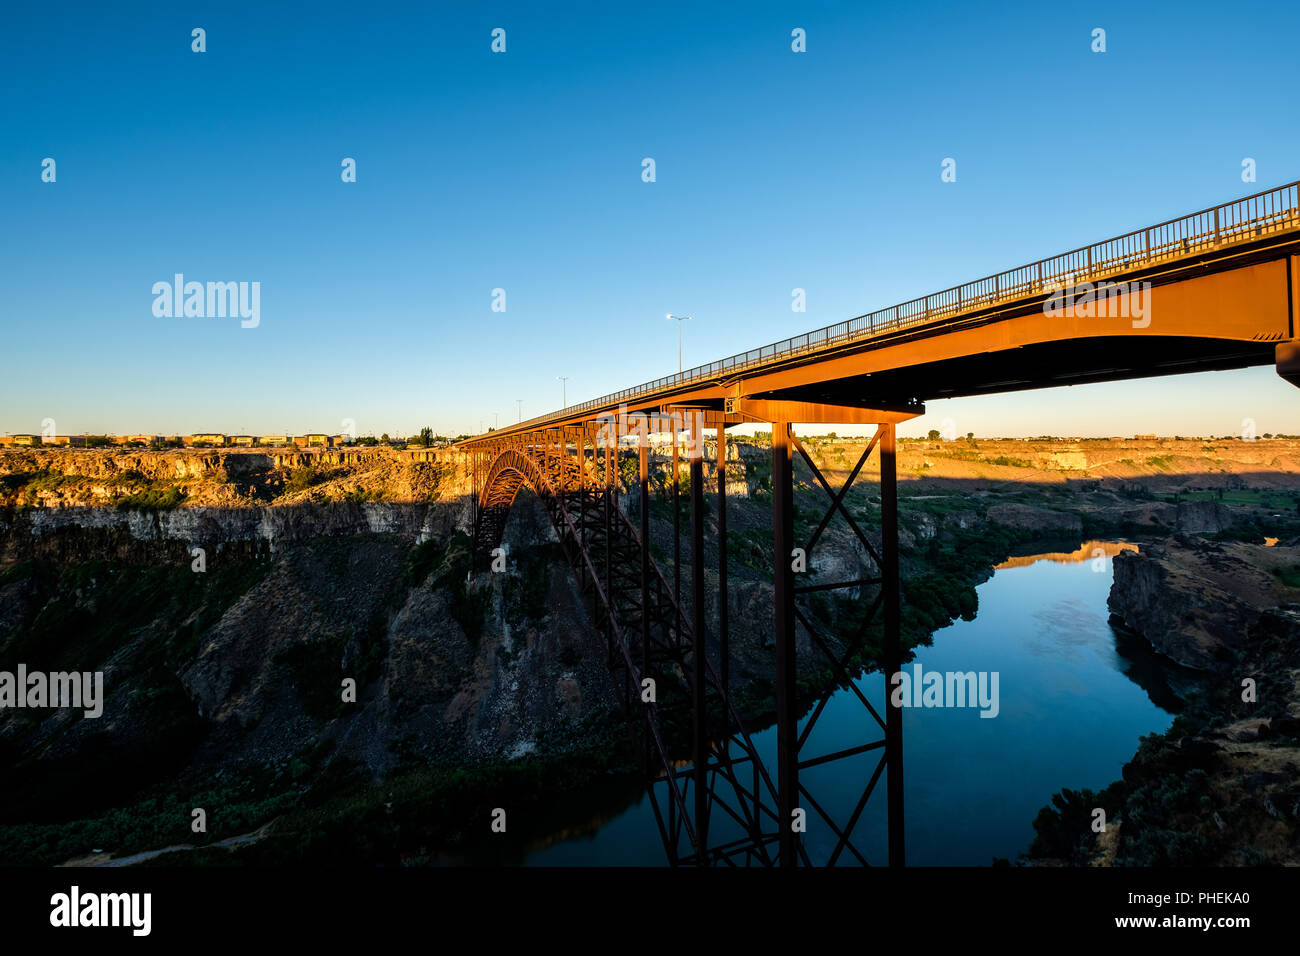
[{"left": 60, "top": 820, "right": 275, "bottom": 867}]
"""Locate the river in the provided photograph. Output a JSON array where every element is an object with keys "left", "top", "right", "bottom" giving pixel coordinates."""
[{"left": 520, "top": 540, "right": 1193, "bottom": 866}]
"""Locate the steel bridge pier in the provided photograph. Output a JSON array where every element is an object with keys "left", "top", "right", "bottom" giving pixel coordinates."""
[{"left": 468, "top": 399, "right": 920, "bottom": 866}]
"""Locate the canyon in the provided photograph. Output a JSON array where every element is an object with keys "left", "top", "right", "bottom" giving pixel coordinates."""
[{"left": 1, "top": 436, "right": 1298, "bottom": 865}]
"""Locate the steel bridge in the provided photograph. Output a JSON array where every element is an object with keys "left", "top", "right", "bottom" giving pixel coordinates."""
[{"left": 457, "top": 181, "right": 1300, "bottom": 866}]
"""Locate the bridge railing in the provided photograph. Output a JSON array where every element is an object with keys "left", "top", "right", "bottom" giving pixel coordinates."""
[{"left": 497, "top": 181, "right": 1300, "bottom": 437}]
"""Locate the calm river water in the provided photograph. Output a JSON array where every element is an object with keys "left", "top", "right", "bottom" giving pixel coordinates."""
[{"left": 520, "top": 542, "right": 1188, "bottom": 866}]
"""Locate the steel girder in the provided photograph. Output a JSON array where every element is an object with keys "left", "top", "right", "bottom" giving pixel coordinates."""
[{"left": 469, "top": 414, "right": 905, "bottom": 867}]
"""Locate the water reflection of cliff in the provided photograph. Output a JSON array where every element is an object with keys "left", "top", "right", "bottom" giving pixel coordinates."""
[
  {"left": 994, "top": 539, "right": 1137, "bottom": 569},
  {"left": 1109, "top": 627, "right": 1205, "bottom": 714}
]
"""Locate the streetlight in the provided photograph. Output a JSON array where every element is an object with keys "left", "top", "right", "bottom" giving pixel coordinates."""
[
  {"left": 516, "top": 399, "right": 523, "bottom": 423},
  {"left": 557, "top": 376, "right": 569, "bottom": 407},
  {"left": 666, "top": 314, "right": 692, "bottom": 374}
]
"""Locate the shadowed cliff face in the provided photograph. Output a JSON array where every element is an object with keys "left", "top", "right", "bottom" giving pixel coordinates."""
[
  {"left": 1102, "top": 601, "right": 1300, "bottom": 867},
  {"left": 0, "top": 491, "right": 619, "bottom": 838},
  {"left": 1108, "top": 537, "right": 1300, "bottom": 672}
]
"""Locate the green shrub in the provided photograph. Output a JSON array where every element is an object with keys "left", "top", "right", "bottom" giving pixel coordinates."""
[{"left": 115, "top": 486, "right": 187, "bottom": 510}]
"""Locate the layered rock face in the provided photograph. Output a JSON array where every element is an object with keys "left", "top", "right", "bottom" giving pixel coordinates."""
[
  {"left": 0, "top": 446, "right": 471, "bottom": 510},
  {"left": 1094, "top": 536, "right": 1300, "bottom": 865},
  {"left": 986, "top": 502, "right": 1082, "bottom": 537},
  {"left": 0, "top": 486, "right": 617, "bottom": 824},
  {"left": 1107, "top": 537, "right": 1300, "bottom": 671},
  {"left": 1102, "top": 604, "right": 1300, "bottom": 866},
  {"left": 0, "top": 501, "right": 466, "bottom": 567},
  {"left": 1174, "top": 500, "right": 1235, "bottom": 534}
]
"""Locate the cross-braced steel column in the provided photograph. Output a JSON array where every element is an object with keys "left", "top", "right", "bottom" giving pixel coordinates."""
[
  {"left": 576, "top": 428, "right": 586, "bottom": 589},
  {"left": 672, "top": 431, "right": 681, "bottom": 640},
  {"left": 717, "top": 424, "right": 728, "bottom": 697},
  {"left": 605, "top": 436, "right": 614, "bottom": 670},
  {"left": 639, "top": 438, "right": 652, "bottom": 774},
  {"left": 881, "top": 423, "right": 905, "bottom": 867},
  {"left": 468, "top": 405, "right": 909, "bottom": 868},
  {"left": 689, "top": 411, "right": 709, "bottom": 861},
  {"left": 771, "top": 420, "right": 798, "bottom": 866}
]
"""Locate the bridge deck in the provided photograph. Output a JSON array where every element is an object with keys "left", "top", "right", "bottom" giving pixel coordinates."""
[{"left": 460, "top": 181, "right": 1300, "bottom": 445}]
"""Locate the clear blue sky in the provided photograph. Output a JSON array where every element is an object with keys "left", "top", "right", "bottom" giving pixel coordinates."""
[{"left": 3, "top": 0, "right": 1299, "bottom": 439}]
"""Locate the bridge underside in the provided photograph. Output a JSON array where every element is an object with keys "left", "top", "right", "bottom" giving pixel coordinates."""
[{"left": 760, "top": 335, "right": 1280, "bottom": 407}]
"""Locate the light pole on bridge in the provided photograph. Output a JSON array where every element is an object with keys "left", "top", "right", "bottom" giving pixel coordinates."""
[
  {"left": 516, "top": 399, "right": 523, "bottom": 423},
  {"left": 666, "top": 314, "right": 692, "bottom": 374},
  {"left": 557, "top": 376, "right": 569, "bottom": 408}
]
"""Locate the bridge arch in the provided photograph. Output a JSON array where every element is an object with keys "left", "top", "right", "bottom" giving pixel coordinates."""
[{"left": 472, "top": 444, "right": 600, "bottom": 561}]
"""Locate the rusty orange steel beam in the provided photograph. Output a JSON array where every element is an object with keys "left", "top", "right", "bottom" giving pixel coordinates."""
[{"left": 458, "top": 181, "right": 1300, "bottom": 447}]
